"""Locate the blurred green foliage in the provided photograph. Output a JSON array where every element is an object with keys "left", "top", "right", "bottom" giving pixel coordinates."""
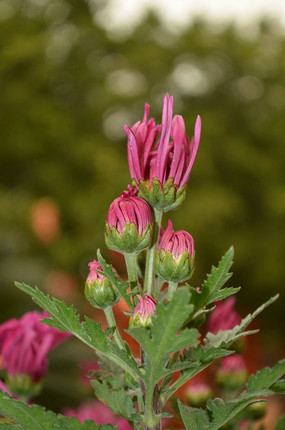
[{"left": 0, "top": 0, "right": 285, "bottom": 410}]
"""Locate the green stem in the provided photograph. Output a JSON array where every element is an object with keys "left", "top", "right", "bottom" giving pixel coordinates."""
[
  {"left": 145, "top": 210, "right": 163, "bottom": 296},
  {"left": 124, "top": 252, "right": 139, "bottom": 293},
  {"left": 167, "top": 282, "right": 178, "bottom": 302},
  {"left": 104, "top": 306, "right": 125, "bottom": 350}
]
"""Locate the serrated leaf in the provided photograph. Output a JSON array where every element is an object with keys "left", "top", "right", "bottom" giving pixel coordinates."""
[
  {"left": 97, "top": 250, "right": 134, "bottom": 310},
  {"left": 191, "top": 247, "right": 235, "bottom": 313},
  {"left": 178, "top": 360, "right": 285, "bottom": 430},
  {"left": 204, "top": 294, "right": 279, "bottom": 350},
  {"left": 91, "top": 378, "right": 138, "bottom": 422},
  {"left": 0, "top": 392, "right": 115, "bottom": 430},
  {"left": 162, "top": 347, "right": 233, "bottom": 403},
  {"left": 178, "top": 400, "right": 209, "bottom": 430},
  {"left": 243, "top": 359, "right": 285, "bottom": 395},
  {"left": 208, "top": 287, "right": 241, "bottom": 303},
  {"left": 14, "top": 282, "right": 140, "bottom": 381},
  {"left": 128, "top": 288, "right": 199, "bottom": 384}
]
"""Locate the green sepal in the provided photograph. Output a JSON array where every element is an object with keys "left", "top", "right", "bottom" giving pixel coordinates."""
[
  {"left": 105, "top": 222, "right": 152, "bottom": 254},
  {"left": 155, "top": 249, "right": 195, "bottom": 283},
  {"left": 133, "top": 177, "right": 187, "bottom": 212}
]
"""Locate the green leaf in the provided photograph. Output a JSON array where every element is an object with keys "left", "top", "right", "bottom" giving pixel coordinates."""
[
  {"left": 204, "top": 294, "right": 279, "bottom": 349},
  {"left": 243, "top": 359, "right": 285, "bottom": 395},
  {"left": 128, "top": 288, "right": 199, "bottom": 384},
  {"left": 178, "top": 360, "right": 285, "bottom": 430},
  {"left": 14, "top": 282, "right": 140, "bottom": 381},
  {"left": 271, "top": 379, "right": 285, "bottom": 394},
  {"left": 91, "top": 377, "right": 139, "bottom": 422},
  {"left": 97, "top": 250, "right": 134, "bottom": 310},
  {"left": 178, "top": 400, "right": 209, "bottom": 430},
  {"left": 0, "top": 392, "right": 115, "bottom": 430},
  {"left": 191, "top": 247, "right": 236, "bottom": 313}
]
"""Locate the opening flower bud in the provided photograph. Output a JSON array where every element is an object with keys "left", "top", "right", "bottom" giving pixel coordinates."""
[
  {"left": 129, "top": 295, "right": 156, "bottom": 328},
  {"left": 155, "top": 220, "right": 195, "bottom": 283},
  {"left": 124, "top": 93, "right": 201, "bottom": 212},
  {"left": 216, "top": 354, "right": 247, "bottom": 390},
  {"left": 105, "top": 185, "right": 152, "bottom": 254},
  {"left": 85, "top": 260, "right": 118, "bottom": 309}
]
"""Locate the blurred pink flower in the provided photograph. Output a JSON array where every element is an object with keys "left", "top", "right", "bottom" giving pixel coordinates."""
[
  {"left": 0, "top": 311, "right": 70, "bottom": 382},
  {"left": 208, "top": 297, "right": 241, "bottom": 334},
  {"left": 64, "top": 400, "right": 132, "bottom": 429}
]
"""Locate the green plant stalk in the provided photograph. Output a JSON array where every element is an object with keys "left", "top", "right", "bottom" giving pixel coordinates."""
[
  {"left": 124, "top": 252, "right": 139, "bottom": 293},
  {"left": 167, "top": 281, "right": 178, "bottom": 301},
  {"left": 104, "top": 306, "right": 126, "bottom": 350},
  {"left": 145, "top": 210, "right": 163, "bottom": 296}
]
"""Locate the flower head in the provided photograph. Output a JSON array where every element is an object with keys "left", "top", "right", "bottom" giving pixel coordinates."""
[
  {"left": 124, "top": 94, "right": 201, "bottom": 211},
  {"left": 129, "top": 295, "right": 156, "bottom": 328},
  {"left": 0, "top": 311, "right": 69, "bottom": 396},
  {"left": 105, "top": 185, "right": 152, "bottom": 254},
  {"left": 155, "top": 220, "right": 195, "bottom": 283},
  {"left": 85, "top": 260, "right": 118, "bottom": 309}
]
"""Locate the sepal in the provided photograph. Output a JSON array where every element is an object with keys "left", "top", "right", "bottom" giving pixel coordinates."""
[{"left": 134, "top": 177, "right": 187, "bottom": 212}]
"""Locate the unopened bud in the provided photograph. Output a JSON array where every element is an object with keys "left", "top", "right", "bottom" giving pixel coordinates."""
[
  {"left": 185, "top": 381, "right": 213, "bottom": 407},
  {"left": 156, "top": 220, "right": 195, "bottom": 283},
  {"left": 105, "top": 186, "right": 152, "bottom": 254},
  {"left": 129, "top": 295, "right": 156, "bottom": 328},
  {"left": 216, "top": 354, "right": 247, "bottom": 390},
  {"left": 85, "top": 260, "right": 118, "bottom": 309}
]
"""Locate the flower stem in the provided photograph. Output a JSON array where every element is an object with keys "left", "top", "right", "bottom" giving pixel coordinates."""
[
  {"left": 104, "top": 306, "right": 125, "bottom": 350},
  {"left": 167, "top": 282, "right": 178, "bottom": 301},
  {"left": 124, "top": 252, "right": 139, "bottom": 293},
  {"left": 145, "top": 210, "right": 163, "bottom": 296}
]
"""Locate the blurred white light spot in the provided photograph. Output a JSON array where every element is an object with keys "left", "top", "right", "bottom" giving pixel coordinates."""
[
  {"left": 232, "top": 76, "right": 264, "bottom": 100},
  {"left": 45, "top": 23, "right": 79, "bottom": 64},
  {"left": 103, "top": 109, "right": 133, "bottom": 140},
  {"left": 171, "top": 62, "right": 211, "bottom": 96},
  {"left": 106, "top": 69, "right": 148, "bottom": 97}
]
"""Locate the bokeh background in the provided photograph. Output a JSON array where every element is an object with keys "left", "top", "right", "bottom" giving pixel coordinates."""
[{"left": 0, "top": 0, "right": 285, "bottom": 422}]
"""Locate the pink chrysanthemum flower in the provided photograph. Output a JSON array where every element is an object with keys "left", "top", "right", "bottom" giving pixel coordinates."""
[
  {"left": 0, "top": 311, "right": 70, "bottom": 385},
  {"left": 105, "top": 185, "right": 152, "bottom": 254},
  {"left": 130, "top": 295, "right": 156, "bottom": 328},
  {"left": 156, "top": 220, "right": 195, "bottom": 283},
  {"left": 124, "top": 94, "right": 201, "bottom": 211},
  {"left": 64, "top": 400, "right": 132, "bottom": 429},
  {"left": 85, "top": 260, "right": 118, "bottom": 309}
]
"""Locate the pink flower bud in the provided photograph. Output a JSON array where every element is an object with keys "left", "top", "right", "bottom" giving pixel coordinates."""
[
  {"left": 208, "top": 297, "right": 241, "bottom": 334},
  {"left": 129, "top": 295, "right": 156, "bottom": 328},
  {"left": 156, "top": 220, "right": 195, "bottom": 283},
  {"left": 216, "top": 354, "right": 247, "bottom": 390},
  {"left": 185, "top": 381, "right": 213, "bottom": 407},
  {"left": 124, "top": 94, "right": 201, "bottom": 211},
  {"left": 105, "top": 185, "right": 152, "bottom": 254},
  {"left": 85, "top": 260, "right": 118, "bottom": 309}
]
